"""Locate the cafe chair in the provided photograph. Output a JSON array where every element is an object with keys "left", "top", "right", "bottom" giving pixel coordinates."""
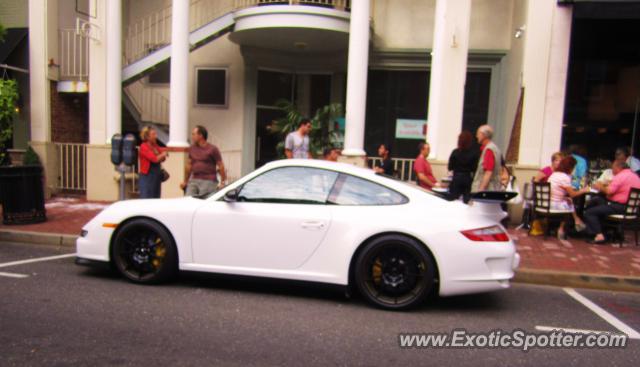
[
  {"left": 530, "top": 182, "right": 573, "bottom": 239},
  {"left": 604, "top": 187, "right": 640, "bottom": 246}
]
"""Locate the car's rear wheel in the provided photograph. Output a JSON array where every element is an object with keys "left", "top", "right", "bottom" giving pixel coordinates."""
[
  {"left": 111, "top": 218, "right": 177, "bottom": 284},
  {"left": 355, "top": 235, "right": 436, "bottom": 310}
]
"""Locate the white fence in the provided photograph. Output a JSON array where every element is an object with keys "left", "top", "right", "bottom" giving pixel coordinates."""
[
  {"left": 367, "top": 157, "right": 416, "bottom": 182},
  {"left": 55, "top": 143, "right": 87, "bottom": 191}
]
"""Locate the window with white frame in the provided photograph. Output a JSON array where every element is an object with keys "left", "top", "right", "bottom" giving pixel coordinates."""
[{"left": 195, "top": 67, "right": 228, "bottom": 107}]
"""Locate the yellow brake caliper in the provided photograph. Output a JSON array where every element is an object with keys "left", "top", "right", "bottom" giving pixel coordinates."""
[
  {"left": 372, "top": 258, "right": 382, "bottom": 285},
  {"left": 152, "top": 237, "right": 166, "bottom": 269}
]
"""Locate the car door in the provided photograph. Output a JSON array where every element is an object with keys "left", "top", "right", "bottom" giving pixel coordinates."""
[{"left": 191, "top": 166, "right": 338, "bottom": 270}]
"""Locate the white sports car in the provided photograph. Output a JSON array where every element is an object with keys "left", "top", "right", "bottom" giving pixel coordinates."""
[{"left": 76, "top": 159, "right": 519, "bottom": 310}]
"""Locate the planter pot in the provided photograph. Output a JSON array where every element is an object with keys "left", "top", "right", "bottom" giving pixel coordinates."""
[{"left": 0, "top": 165, "right": 47, "bottom": 225}]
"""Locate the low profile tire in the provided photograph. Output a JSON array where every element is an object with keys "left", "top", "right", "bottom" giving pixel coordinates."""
[
  {"left": 111, "top": 218, "right": 178, "bottom": 284},
  {"left": 354, "top": 235, "right": 436, "bottom": 310}
]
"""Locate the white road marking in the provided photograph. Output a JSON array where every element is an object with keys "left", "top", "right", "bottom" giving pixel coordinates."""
[
  {"left": 0, "top": 271, "right": 29, "bottom": 278},
  {"left": 563, "top": 287, "right": 640, "bottom": 340},
  {"left": 0, "top": 253, "right": 76, "bottom": 269},
  {"left": 535, "top": 326, "right": 620, "bottom": 335}
]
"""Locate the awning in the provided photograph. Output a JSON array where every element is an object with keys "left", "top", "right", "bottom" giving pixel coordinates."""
[{"left": 0, "top": 28, "right": 28, "bottom": 64}]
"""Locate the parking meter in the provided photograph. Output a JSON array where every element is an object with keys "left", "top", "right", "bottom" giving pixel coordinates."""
[
  {"left": 110, "top": 134, "right": 123, "bottom": 165},
  {"left": 122, "top": 133, "right": 138, "bottom": 166}
]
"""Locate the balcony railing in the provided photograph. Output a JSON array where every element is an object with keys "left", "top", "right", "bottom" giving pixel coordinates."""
[
  {"left": 124, "top": 0, "right": 350, "bottom": 66},
  {"left": 59, "top": 29, "right": 89, "bottom": 81}
]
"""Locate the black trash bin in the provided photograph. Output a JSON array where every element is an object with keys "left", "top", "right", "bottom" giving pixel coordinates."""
[{"left": 0, "top": 165, "right": 47, "bottom": 225}]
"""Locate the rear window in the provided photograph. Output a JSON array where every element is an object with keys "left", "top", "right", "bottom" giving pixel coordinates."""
[{"left": 327, "top": 174, "right": 408, "bottom": 205}]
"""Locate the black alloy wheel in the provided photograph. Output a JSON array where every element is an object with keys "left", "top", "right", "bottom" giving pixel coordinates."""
[
  {"left": 112, "top": 218, "right": 178, "bottom": 284},
  {"left": 355, "top": 235, "right": 436, "bottom": 310}
]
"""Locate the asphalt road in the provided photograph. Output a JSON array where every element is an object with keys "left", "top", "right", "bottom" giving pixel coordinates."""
[{"left": 0, "top": 241, "right": 639, "bottom": 367}]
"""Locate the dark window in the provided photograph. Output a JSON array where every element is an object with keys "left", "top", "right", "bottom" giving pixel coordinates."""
[
  {"left": 257, "top": 70, "right": 294, "bottom": 107},
  {"left": 328, "top": 174, "right": 408, "bottom": 206},
  {"left": 562, "top": 3, "right": 640, "bottom": 160},
  {"left": 239, "top": 167, "right": 338, "bottom": 204},
  {"left": 196, "top": 68, "right": 227, "bottom": 106}
]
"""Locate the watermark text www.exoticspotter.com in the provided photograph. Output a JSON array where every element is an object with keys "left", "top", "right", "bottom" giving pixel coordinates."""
[{"left": 398, "top": 329, "right": 628, "bottom": 352}]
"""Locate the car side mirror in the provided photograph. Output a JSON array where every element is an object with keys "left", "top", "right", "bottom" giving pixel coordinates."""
[{"left": 224, "top": 188, "right": 240, "bottom": 202}]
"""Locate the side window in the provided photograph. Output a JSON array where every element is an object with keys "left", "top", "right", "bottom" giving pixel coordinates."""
[
  {"left": 328, "top": 174, "right": 408, "bottom": 205},
  {"left": 239, "top": 167, "right": 338, "bottom": 204}
]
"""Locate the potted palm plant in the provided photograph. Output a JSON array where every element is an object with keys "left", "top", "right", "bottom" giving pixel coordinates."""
[{"left": 271, "top": 99, "right": 344, "bottom": 158}]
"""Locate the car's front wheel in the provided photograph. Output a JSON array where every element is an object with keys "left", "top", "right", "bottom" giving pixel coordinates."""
[
  {"left": 354, "top": 235, "right": 436, "bottom": 310},
  {"left": 111, "top": 218, "right": 178, "bottom": 284}
]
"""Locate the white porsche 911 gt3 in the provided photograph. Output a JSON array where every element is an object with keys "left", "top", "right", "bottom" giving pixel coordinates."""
[{"left": 76, "top": 159, "right": 519, "bottom": 310}]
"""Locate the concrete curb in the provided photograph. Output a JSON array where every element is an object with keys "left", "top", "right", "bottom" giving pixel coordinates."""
[
  {"left": 515, "top": 268, "right": 640, "bottom": 293},
  {"left": 0, "top": 230, "right": 77, "bottom": 247}
]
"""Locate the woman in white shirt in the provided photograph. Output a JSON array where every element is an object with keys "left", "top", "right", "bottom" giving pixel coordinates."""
[{"left": 548, "top": 156, "right": 590, "bottom": 239}]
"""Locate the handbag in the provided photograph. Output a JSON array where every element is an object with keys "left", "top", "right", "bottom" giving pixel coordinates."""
[
  {"left": 150, "top": 144, "right": 170, "bottom": 182},
  {"left": 161, "top": 168, "right": 170, "bottom": 182}
]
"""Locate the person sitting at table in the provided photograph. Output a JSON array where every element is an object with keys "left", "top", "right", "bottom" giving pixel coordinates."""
[
  {"left": 584, "top": 160, "right": 640, "bottom": 244},
  {"left": 373, "top": 143, "right": 394, "bottom": 176},
  {"left": 414, "top": 142, "right": 437, "bottom": 190},
  {"left": 615, "top": 146, "right": 640, "bottom": 174},
  {"left": 568, "top": 145, "right": 588, "bottom": 189},
  {"left": 534, "top": 152, "right": 565, "bottom": 183},
  {"left": 548, "top": 156, "right": 590, "bottom": 239},
  {"left": 447, "top": 131, "right": 478, "bottom": 203}
]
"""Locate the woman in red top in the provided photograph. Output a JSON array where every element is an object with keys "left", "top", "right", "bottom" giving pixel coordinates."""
[{"left": 138, "top": 126, "right": 167, "bottom": 198}]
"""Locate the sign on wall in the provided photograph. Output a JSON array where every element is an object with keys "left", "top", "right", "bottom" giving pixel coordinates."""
[{"left": 395, "top": 119, "right": 427, "bottom": 140}]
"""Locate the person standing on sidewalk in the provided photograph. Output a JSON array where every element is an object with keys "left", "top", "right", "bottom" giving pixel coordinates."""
[
  {"left": 447, "top": 131, "right": 478, "bottom": 203},
  {"left": 285, "top": 119, "right": 313, "bottom": 159},
  {"left": 471, "top": 124, "right": 503, "bottom": 192},
  {"left": 138, "top": 126, "right": 167, "bottom": 199},
  {"left": 181, "top": 126, "right": 227, "bottom": 197},
  {"left": 414, "top": 142, "right": 437, "bottom": 190}
]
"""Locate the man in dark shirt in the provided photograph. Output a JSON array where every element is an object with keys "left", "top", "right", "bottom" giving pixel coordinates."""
[
  {"left": 181, "top": 125, "right": 226, "bottom": 196},
  {"left": 373, "top": 144, "right": 394, "bottom": 176}
]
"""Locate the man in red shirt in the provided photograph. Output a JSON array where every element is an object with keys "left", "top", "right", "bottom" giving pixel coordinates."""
[
  {"left": 414, "top": 142, "right": 437, "bottom": 190},
  {"left": 585, "top": 160, "right": 640, "bottom": 244}
]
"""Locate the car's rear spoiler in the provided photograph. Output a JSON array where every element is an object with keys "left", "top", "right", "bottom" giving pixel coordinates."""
[
  {"left": 470, "top": 191, "right": 518, "bottom": 203},
  {"left": 469, "top": 191, "right": 518, "bottom": 223}
]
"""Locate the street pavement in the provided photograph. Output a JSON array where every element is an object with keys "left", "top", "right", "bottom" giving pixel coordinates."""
[{"left": 0, "top": 241, "right": 639, "bottom": 367}]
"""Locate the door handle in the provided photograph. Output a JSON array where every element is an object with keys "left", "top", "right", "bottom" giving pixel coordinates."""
[{"left": 300, "top": 221, "right": 325, "bottom": 230}]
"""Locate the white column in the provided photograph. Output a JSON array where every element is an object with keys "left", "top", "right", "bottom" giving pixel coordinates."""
[
  {"left": 88, "top": 0, "right": 107, "bottom": 144},
  {"left": 519, "top": 1, "right": 572, "bottom": 166},
  {"left": 426, "top": 0, "right": 472, "bottom": 161},
  {"left": 105, "top": 0, "right": 122, "bottom": 143},
  {"left": 28, "top": 0, "right": 51, "bottom": 143},
  {"left": 168, "top": 0, "right": 190, "bottom": 148},
  {"left": 341, "top": 0, "right": 370, "bottom": 157}
]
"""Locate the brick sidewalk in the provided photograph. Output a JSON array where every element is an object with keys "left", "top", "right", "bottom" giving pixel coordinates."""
[
  {"left": 508, "top": 228, "right": 640, "bottom": 278},
  {"left": 0, "top": 196, "right": 109, "bottom": 235},
  {"left": 1, "top": 196, "right": 639, "bottom": 284}
]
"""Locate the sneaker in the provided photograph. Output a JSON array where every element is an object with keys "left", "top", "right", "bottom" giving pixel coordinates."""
[{"left": 575, "top": 223, "right": 587, "bottom": 232}]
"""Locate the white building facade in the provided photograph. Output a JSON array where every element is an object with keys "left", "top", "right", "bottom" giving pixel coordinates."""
[{"left": 4, "top": 0, "right": 637, "bottom": 204}]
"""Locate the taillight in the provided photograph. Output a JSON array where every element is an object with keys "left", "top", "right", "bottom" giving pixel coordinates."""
[{"left": 460, "top": 225, "right": 509, "bottom": 242}]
